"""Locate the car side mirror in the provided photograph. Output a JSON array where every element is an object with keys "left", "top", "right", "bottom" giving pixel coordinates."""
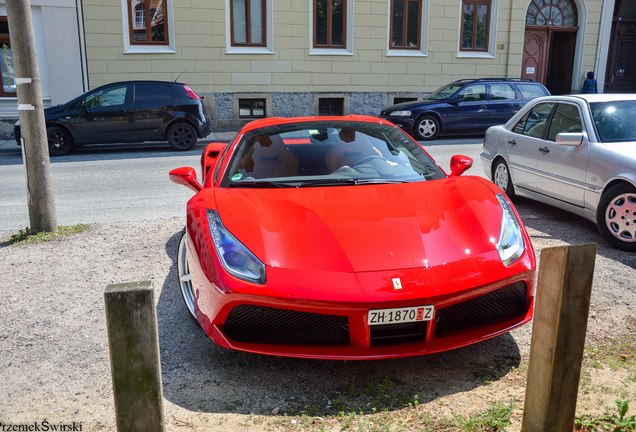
[
  {"left": 556, "top": 132, "right": 584, "bottom": 147},
  {"left": 449, "top": 155, "right": 473, "bottom": 177},
  {"left": 201, "top": 142, "right": 227, "bottom": 181},
  {"left": 169, "top": 167, "right": 202, "bottom": 192},
  {"left": 448, "top": 97, "right": 462, "bottom": 105}
]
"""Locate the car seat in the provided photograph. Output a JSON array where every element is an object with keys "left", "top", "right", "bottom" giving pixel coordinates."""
[{"left": 251, "top": 135, "right": 299, "bottom": 178}]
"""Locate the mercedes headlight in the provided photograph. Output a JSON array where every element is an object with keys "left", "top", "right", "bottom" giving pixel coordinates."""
[
  {"left": 390, "top": 110, "right": 411, "bottom": 116},
  {"left": 207, "top": 210, "right": 266, "bottom": 284},
  {"left": 495, "top": 194, "right": 525, "bottom": 266}
]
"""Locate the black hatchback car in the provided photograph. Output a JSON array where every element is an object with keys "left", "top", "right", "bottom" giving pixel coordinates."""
[
  {"left": 14, "top": 80, "right": 212, "bottom": 156},
  {"left": 379, "top": 78, "right": 549, "bottom": 141}
]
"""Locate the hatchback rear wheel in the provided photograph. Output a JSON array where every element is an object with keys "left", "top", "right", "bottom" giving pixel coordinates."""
[
  {"left": 596, "top": 183, "right": 636, "bottom": 252},
  {"left": 47, "top": 126, "right": 74, "bottom": 156},
  {"left": 168, "top": 122, "right": 197, "bottom": 151}
]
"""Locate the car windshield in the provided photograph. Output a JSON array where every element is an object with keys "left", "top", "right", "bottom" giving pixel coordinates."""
[
  {"left": 221, "top": 120, "right": 446, "bottom": 188},
  {"left": 590, "top": 101, "right": 636, "bottom": 143},
  {"left": 427, "top": 83, "right": 465, "bottom": 100}
]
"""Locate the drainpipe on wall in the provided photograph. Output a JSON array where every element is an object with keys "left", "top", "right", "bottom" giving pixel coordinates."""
[{"left": 75, "top": 0, "right": 88, "bottom": 92}]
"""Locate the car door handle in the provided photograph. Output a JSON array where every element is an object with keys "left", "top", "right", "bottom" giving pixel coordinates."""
[
  {"left": 539, "top": 146, "right": 550, "bottom": 154},
  {"left": 507, "top": 139, "right": 516, "bottom": 145}
]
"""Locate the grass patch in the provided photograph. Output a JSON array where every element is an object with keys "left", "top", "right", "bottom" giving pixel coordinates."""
[
  {"left": 583, "top": 333, "right": 636, "bottom": 372},
  {"left": 576, "top": 400, "right": 636, "bottom": 431},
  {"left": 8, "top": 224, "right": 90, "bottom": 245},
  {"left": 450, "top": 400, "right": 514, "bottom": 432},
  {"left": 272, "top": 400, "right": 515, "bottom": 432}
]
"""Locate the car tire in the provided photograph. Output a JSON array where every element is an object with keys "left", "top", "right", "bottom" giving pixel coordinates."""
[
  {"left": 168, "top": 122, "right": 198, "bottom": 151},
  {"left": 47, "top": 126, "right": 74, "bottom": 156},
  {"left": 492, "top": 158, "right": 515, "bottom": 198},
  {"left": 177, "top": 229, "right": 200, "bottom": 323},
  {"left": 596, "top": 183, "right": 636, "bottom": 252},
  {"left": 414, "top": 115, "right": 440, "bottom": 141}
]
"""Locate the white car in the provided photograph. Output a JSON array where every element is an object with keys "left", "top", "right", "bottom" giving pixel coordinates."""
[{"left": 481, "top": 94, "right": 636, "bottom": 252}]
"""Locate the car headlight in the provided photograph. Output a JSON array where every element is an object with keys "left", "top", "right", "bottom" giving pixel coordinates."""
[
  {"left": 495, "top": 194, "right": 525, "bottom": 266},
  {"left": 390, "top": 110, "right": 411, "bottom": 117},
  {"left": 14, "top": 119, "right": 20, "bottom": 127},
  {"left": 207, "top": 210, "right": 266, "bottom": 284}
]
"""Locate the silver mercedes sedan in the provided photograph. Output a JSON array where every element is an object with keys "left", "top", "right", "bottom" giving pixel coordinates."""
[{"left": 480, "top": 94, "right": 636, "bottom": 252}]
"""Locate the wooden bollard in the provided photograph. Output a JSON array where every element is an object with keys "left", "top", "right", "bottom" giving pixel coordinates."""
[
  {"left": 521, "top": 243, "right": 597, "bottom": 432},
  {"left": 105, "top": 281, "right": 165, "bottom": 432}
]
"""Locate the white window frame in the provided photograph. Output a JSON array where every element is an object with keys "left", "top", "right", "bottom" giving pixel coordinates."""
[
  {"left": 386, "top": 0, "right": 429, "bottom": 57},
  {"left": 309, "top": 0, "right": 354, "bottom": 56},
  {"left": 226, "top": 0, "right": 274, "bottom": 54},
  {"left": 456, "top": 0, "right": 498, "bottom": 59},
  {"left": 121, "top": 0, "right": 176, "bottom": 54}
]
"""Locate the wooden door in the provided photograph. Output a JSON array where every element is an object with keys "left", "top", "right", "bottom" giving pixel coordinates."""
[
  {"left": 606, "top": 22, "right": 636, "bottom": 93},
  {"left": 522, "top": 31, "right": 549, "bottom": 83},
  {"left": 546, "top": 31, "right": 576, "bottom": 94}
]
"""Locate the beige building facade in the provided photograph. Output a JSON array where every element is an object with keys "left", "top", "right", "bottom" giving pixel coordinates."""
[{"left": 75, "top": 0, "right": 616, "bottom": 128}]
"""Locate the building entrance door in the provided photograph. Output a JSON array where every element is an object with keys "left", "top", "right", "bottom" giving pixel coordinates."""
[
  {"left": 521, "top": 0, "right": 578, "bottom": 94},
  {"left": 605, "top": 3, "right": 636, "bottom": 93}
]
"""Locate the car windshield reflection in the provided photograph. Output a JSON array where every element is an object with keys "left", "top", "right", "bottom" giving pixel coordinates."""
[
  {"left": 427, "top": 83, "right": 464, "bottom": 100},
  {"left": 222, "top": 121, "right": 445, "bottom": 187},
  {"left": 591, "top": 101, "right": 636, "bottom": 143}
]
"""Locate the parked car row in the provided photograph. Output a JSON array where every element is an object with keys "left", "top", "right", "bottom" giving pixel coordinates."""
[
  {"left": 13, "top": 78, "right": 634, "bottom": 253},
  {"left": 14, "top": 80, "right": 211, "bottom": 156},
  {"left": 14, "top": 77, "right": 547, "bottom": 156}
]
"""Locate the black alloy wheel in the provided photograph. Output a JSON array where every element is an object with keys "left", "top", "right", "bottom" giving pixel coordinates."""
[
  {"left": 47, "top": 126, "right": 74, "bottom": 156},
  {"left": 168, "top": 122, "right": 198, "bottom": 151}
]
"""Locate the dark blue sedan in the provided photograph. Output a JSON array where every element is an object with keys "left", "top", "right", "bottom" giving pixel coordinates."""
[{"left": 379, "top": 78, "right": 549, "bottom": 141}]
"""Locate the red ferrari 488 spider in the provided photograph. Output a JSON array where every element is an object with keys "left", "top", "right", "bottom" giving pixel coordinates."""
[{"left": 170, "top": 115, "right": 536, "bottom": 360}]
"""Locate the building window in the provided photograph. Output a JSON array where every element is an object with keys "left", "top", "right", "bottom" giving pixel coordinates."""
[
  {"left": 0, "top": 18, "right": 15, "bottom": 96},
  {"left": 231, "top": 0, "right": 266, "bottom": 46},
  {"left": 239, "top": 99, "right": 266, "bottom": 118},
  {"left": 390, "top": 0, "right": 421, "bottom": 49},
  {"left": 314, "top": 0, "right": 346, "bottom": 48},
  {"left": 127, "top": 0, "right": 169, "bottom": 45},
  {"left": 460, "top": 0, "right": 491, "bottom": 51},
  {"left": 319, "top": 98, "right": 344, "bottom": 115}
]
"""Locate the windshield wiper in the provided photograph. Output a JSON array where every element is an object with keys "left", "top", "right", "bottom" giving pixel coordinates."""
[
  {"left": 298, "top": 178, "right": 412, "bottom": 187},
  {"left": 229, "top": 180, "right": 297, "bottom": 188}
]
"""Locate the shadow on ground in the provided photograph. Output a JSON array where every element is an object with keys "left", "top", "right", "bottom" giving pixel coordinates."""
[{"left": 156, "top": 231, "right": 521, "bottom": 417}]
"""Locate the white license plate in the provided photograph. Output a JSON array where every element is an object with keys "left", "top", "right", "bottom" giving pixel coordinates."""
[{"left": 367, "top": 305, "right": 434, "bottom": 326}]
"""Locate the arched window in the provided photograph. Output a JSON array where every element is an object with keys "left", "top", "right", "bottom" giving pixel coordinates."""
[{"left": 526, "top": 0, "right": 577, "bottom": 28}]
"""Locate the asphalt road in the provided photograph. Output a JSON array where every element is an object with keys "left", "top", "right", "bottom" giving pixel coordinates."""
[{"left": 0, "top": 136, "right": 484, "bottom": 232}]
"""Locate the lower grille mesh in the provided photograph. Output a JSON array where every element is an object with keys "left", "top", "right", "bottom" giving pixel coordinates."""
[
  {"left": 223, "top": 305, "right": 350, "bottom": 345},
  {"left": 435, "top": 282, "right": 529, "bottom": 336},
  {"left": 370, "top": 321, "right": 427, "bottom": 346}
]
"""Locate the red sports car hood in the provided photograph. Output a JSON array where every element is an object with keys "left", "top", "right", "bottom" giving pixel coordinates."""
[{"left": 215, "top": 177, "right": 505, "bottom": 273}]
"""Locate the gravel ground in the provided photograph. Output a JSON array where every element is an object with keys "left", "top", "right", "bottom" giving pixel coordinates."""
[{"left": 0, "top": 198, "right": 634, "bottom": 431}]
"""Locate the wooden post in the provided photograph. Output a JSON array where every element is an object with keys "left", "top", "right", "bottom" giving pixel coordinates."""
[
  {"left": 521, "top": 243, "right": 597, "bottom": 432},
  {"left": 105, "top": 281, "right": 165, "bottom": 432}
]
